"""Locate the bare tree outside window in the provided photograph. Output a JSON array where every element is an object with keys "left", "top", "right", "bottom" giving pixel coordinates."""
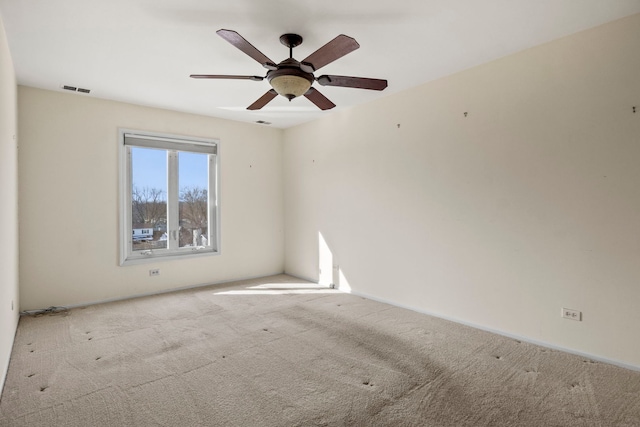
[
  {"left": 132, "top": 186, "right": 167, "bottom": 228},
  {"left": 179, "top": 186, "right": 208, "bottom": 247}
]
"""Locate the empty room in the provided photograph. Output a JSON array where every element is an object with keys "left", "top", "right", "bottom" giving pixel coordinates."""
[{"left": 1, "top": 1, "right": 640, "bottom": 425}]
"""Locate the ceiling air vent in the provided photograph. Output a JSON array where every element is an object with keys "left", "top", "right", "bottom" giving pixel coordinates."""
[
  {"left": 255, "top": 120, "right": 272, "bottom": 125},
  {"left": 61, "top": 85, "right": 91, "bottom": 94}
]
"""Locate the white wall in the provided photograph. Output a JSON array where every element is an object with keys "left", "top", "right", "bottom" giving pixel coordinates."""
[
  {"left": 18, "top": 87, "right": 284, "bottom": 310},
  {"left": 0, "top": 14, "right": 19, "bottom": 393},
  {"left": 283, "top": 14, "right": 640, "bottom": 368}
]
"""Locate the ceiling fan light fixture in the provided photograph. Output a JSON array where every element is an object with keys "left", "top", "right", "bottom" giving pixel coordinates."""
[
  {"left": 193, "top": 29, "right": 387, "bottom": 110},
  {"left": 269, "top": 74, "right": 312, "bottom": 100}
]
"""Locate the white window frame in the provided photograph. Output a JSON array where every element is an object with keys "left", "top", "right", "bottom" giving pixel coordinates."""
[{"left": 119, "top": 129, "right": 220, "bottom": 265}]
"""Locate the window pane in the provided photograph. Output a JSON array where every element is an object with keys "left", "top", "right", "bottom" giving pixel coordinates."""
[
  {"left": 178, "top": 152, "right": 209, "bottom": 248},
  {"left": 122, "top": 131, "right": 218, "bottom": 264},
  {"left": 131, "top": 147, "right": 168, "bottom": 251}
]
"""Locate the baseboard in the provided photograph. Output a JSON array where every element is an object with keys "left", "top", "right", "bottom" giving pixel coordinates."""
[
  {"left": 19, "top": 272, "right": 638, "bottom": 372},
  {"left": 344, "top": 288, "right": 640, "bottom": 373},
  {"left": 20, "top": 271, "right": 287, "bottom": 314},
  {"left": 0, "top": 314, "right": 19, "bottom": 403}
]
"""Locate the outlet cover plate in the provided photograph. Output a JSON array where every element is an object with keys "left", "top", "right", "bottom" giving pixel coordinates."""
[{"left": 562, "top": 308, "right": 582, "bottom": 321}]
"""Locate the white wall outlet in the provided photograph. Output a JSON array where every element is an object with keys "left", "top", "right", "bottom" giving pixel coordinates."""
[
  {"left": 149, "top": 269, "right": 160, "bottom": 277},
  {"left": 562, "top": 308, "right": 582, "bottom": 321}
]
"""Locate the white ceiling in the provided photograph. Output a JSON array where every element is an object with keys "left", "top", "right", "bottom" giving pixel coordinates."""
[{"left": 2, "top": 1, "right": 640, "bottom": 129}]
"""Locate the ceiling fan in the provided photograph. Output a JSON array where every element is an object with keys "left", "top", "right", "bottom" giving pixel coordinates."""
[{"left": 190, "top": 29, "right": 388, "bottom": 111}]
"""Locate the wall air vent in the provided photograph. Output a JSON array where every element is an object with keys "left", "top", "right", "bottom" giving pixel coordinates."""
[{"left": 61, "top": 85, "right": 91, "bottom": 94}]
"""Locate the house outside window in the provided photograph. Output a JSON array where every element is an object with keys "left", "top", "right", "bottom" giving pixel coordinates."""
[{"left": 119, "top": 130, "right": 219, "bottom": 265}]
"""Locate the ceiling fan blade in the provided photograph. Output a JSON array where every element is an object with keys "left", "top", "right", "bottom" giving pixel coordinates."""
[
  {"left": 304, "top": 87, "right": 336, "bottom": 110},
  {"left": 316, "top": 75, "right": 387, "bottom": 91},
  {"left": 217, "top": 29, "right": 277, "bottom": 70},
  {"left": 190, "top": 74, "right": 264, "bottom": 81},
  {"left": 247, "top": 89, "right": 278, "bottom": 110},
  {"left": 300, "top": 35, "right": 359, "bottom": 73}
]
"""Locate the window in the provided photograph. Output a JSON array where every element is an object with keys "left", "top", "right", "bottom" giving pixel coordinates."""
[{"left": 119, "top": 130, "right": 219, "bottom": 264}]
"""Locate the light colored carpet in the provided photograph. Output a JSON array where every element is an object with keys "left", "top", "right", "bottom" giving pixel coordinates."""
[{"left": 1, "top": 274, "right": 639, "bottom": 426}]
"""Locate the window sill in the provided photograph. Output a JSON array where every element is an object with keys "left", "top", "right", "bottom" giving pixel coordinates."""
[{"left": 120, "top": 249, "right": 220, "bottom": 266}]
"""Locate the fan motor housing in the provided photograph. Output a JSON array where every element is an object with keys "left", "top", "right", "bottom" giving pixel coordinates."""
[{"left": 266, "top": 58, "right": 314, "bottom": 100}]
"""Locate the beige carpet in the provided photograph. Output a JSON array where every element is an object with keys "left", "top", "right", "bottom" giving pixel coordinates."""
[{"left": 1, "top": 275, "right": 639, "bottom": 426}]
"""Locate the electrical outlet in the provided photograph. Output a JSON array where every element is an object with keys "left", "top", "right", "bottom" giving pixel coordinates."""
[
  {"left": 562, "top": 308, "right": 582, "bottom": 321},
  {"left": 149, "top": 269, "right": 160, "bottom": 277}
]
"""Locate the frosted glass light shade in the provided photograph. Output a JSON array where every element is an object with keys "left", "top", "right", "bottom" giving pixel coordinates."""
[{"left": 270, "top": 75, "right": 312, "bottom": 99}]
